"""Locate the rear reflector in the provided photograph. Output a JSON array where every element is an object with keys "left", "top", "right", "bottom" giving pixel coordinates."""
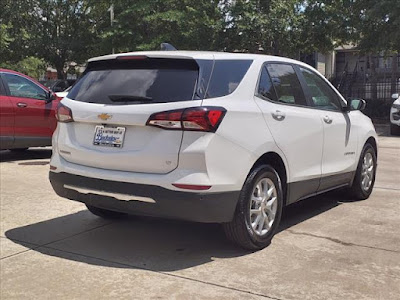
[
  {"left": 172, "top": 184, "right": 212, "bottom": 190},
  {"left": 147, "top": 107, "right": 226, "bottom": 132},
  {"left": 56, "top": 103, "right": 74, "bottom": 123},
  {"left": 50, "top": 165, "right": 57, "bottom": 170}
]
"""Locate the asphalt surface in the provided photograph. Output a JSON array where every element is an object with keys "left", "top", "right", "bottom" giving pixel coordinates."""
[{"left": 1, "top": 126, "right": 399, "bottom": 299}]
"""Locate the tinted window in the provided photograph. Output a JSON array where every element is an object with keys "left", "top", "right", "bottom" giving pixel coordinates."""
[
  {"left": 195, "top": 59, "right": 214, "bottom": 100},
  {"left": 3, "top": 73, "right": 47, "bottom": 100},
  {"left": 42, "top": 80, "right": 56, "bottom": 88},
  {"left": 257, "top": 66, "right": 277, "bottom": 101},
  {"left": 68, "top": 59, "right": 199, "bottom": 104},
  {"left": 68, "top": 59, "right": 253, "bottom": 104},
  {"left": 0, "top": 77, "right": 5, "bottom": 95},
  {"left": 53, "top": 81, "right": 67, "bottom": 92},
  {"left": 300, "top": 67, "right": 341, "bottom": 111},
  {"left": 206, "top": 60, "right": 253, "bottom": 98},
  {"left": 266, "top": 64, "right": 307, "bottom": 106},
  {"left": 56, "top": 81, "right": 67, "bottom": 89}
]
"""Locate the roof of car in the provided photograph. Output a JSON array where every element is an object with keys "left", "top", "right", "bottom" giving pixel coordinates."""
[
  {"left": 0, "top": 68, "right": 26, "bottom": 76},
  {"left": 87, "top": 50, "right": 309, "bottom": 68}
]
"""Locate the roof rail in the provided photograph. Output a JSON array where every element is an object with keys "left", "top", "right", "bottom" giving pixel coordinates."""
[{"left": 160, "top": 43, "right": 177, "bottom": 51}]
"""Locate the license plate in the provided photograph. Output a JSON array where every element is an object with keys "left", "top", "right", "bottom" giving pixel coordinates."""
[{"left": 93, "top": 125, "right": 126, "bottom": 148}]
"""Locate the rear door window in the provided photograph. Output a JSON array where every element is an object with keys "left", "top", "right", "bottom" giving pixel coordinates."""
[{"left": 266, "top": 64, "right": 307, "bottom": 106}]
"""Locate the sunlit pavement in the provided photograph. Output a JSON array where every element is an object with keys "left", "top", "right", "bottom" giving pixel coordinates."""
[{"left": 1, "top": 127, "right": 399, "bottom": 299}]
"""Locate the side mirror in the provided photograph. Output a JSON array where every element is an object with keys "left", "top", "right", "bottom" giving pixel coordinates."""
[
  {"left": 347, "top": 99, "right": 366, "bottom": 111},
  {"left": 45, "top": 91, "right": 55, "bottom": 103},
  {"left": 392, "top": 93, "right": 399, "bottom": 100}
]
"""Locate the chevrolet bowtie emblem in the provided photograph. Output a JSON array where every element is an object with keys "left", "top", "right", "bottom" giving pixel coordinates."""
[{"left": 98, "top": 113, "right": 112, "bottom": 121}]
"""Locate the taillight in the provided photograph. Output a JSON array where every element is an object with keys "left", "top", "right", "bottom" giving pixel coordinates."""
[
  {"left": 56, "top": 103, "right": 74, "bottom": 123},
  {"left": 147, "top": 107, "right": 226, "bottom": 132}
]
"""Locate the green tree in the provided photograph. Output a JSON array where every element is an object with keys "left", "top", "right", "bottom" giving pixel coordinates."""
[
  {"left": 299, "top": 0, "right": 359, "bottom": 53},
  {"left": 26, "top": 0, "right": 106, "bottom": 79},
  {"left": 0, "top": 57, "right": 46, "bottom": 79},
  {"left": 219, "top": 0, "right": 305, "bottom": 57},
  {"left": 96, "top": 0, "right": 224, "bottom": 54},
  {"left": 353, "top": 0, "right": 400, "bottom": 96},
  {"left": 353, "top": 0, "right": 400, "bottom": 53},
  {"left": 0, "top": 1, "right": 33, "bottom": 63}
]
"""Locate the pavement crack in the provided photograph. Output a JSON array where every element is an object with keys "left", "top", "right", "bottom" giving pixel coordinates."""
[
  {"left": 286, "top": 230, "right": 400, "bottom": 254},
  {"left": 374, "top": 186, "right": 400, "bottom": 191},
  {"left": 0, "top": 248, "right": 36, "bottom": 260},
  {"left": 377, "top": 146, "right": 400, "bottom": 149},
  {"left": 40, "top": 221, "right": 114, "bottom": 248}
]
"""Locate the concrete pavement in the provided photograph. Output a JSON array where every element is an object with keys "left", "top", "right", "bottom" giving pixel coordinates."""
[{"left": 0, "top": 131, "right": 399, "bottom": 299}]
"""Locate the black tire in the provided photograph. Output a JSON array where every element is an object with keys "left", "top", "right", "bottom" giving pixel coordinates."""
[
  {"left": 390, "top": 124, "right": 400, "bottom": 136},
  {"left": 86, "top": 204, "right": 125, "bottom": 219},
  {"left": 223, "top": 165, "right": 284, "bottom": 250},
  {"left": 348, "top": 143, "right": 377, "bottom": 200},
  {"left": 10, "top": 148, "right": 29, "bottom": 152}
]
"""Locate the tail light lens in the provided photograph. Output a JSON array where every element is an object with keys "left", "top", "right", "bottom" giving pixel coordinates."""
[
  {"left": 147, "top": 107, "right": 226, "bottom": 132},
  {"left": 56, "top": 103, "right": 74, "bottom": 123}
]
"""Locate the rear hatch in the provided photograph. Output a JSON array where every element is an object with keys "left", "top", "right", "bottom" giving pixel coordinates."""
[{"left": 57, "top": 56, "right": 205, "bottom": 174}]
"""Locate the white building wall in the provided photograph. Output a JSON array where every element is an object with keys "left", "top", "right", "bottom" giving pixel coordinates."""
[{"left": 316, "top": 53, "right": 326, "bottom": 76}]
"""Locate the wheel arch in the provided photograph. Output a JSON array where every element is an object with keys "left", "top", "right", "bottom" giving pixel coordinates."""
[
  {"left": 251, "top": 152, "right": 289, "bottom": 205},
  {"left": 365, "top": 136, "right": 378, "bottom": 159}
]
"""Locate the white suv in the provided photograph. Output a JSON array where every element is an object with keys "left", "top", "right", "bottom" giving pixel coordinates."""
[
  {"left": 390, "top": 93, "right": 400, "bottom": 135},
  {"left": 49, "top": 51, "right": 378, "bottom": 250}
]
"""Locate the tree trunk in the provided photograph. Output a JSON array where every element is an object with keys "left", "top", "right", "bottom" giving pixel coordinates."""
[{"left": 56, "top": 66, "right": 65, "bottom": 79}]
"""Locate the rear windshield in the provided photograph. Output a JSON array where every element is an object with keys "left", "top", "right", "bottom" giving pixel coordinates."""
[{"left": 68, "top": 58, "right": 252, "bottom": 104}]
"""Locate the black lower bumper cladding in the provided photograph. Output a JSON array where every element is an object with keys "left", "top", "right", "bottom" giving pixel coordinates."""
[{"left": 49, "top": 172, "right": 239, "bottom": 223}]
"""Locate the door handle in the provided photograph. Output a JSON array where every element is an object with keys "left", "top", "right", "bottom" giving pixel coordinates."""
[
  {"left": 17, "top": 102, "right": 27, "bottom": 108},
  {"left": 271, "top": 110, "right": 286, "bottom": 121},
  {"left": 323, "top": 115, "right": 333, "bottom": 124}
]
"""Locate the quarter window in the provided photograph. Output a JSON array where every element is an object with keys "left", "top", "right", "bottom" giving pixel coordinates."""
[
  {"left": 299, "top": 67, "right": 341, "bottom": 111},
  {"left": 266, "top": 64, "right": 307, "bottom": 106},
  {"left": 257, "top": 66, "right": 277, "bottom": 101},
  {"left": 3, "top": 73, "right": 47, "bottom": 100},
  {"left": 205, "top": 60, "right": 253, "bottom": 98}
]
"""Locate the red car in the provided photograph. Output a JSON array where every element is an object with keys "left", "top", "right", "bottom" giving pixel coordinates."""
[{"left": 0, "top": 69, "right": 61, "bottom": 150}]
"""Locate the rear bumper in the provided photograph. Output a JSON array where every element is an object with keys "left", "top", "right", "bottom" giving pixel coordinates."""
[{"left": 49, "top": 172, "right": 240, "bottom": 223}]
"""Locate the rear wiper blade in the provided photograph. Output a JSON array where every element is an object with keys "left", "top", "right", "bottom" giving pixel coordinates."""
[{"left": 108, "top": 95, "right": 153, "bottom": 102}]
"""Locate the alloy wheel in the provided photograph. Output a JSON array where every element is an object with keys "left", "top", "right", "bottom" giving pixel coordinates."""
[
  {"left": 249, "top": 178, "right": 278, "bottom": 236},
  {"left": 361, "top": 152, "right": 374, "bottom": 191}
]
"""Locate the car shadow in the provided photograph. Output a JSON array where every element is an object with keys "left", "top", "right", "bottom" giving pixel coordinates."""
[
  {"left": 5, "top": 190, "right": 345, "bottom": 272},
  {"left": 0, "top": 148, "right": 52, "bottom": 163}
]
